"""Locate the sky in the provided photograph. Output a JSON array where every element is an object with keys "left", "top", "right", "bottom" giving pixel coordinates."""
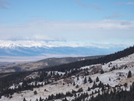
[{"left": 0, "top": 0, "right": 134, "bottom": 47}]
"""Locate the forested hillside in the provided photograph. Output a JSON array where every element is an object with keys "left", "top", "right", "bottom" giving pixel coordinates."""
[{"left": 0, "top": 46, "right": 134, "bottom": 101}]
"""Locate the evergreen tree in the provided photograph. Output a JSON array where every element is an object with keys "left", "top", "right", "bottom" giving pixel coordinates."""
[
  {"left": 88, "top": 77, "right": 93, "bottom": 83},
  {"left": 62, "top": 97, "right": 68, "bottom": 101},
  {"left": 96, "top": 77, "right": 99, "bottom": 82},
  {"left": 78, "top": 88, "right": 83, "bottom": 92},
  {"left": 87, "top": 87, "right": 91, "bottom": 91},
  {"left": 92, "top": 82, "right": 97, "bottom": 89},
  {"left": 84, "top": 77, "right": 87, "bottom": 84},
  {"left": 73, "top": 82, "right": 75, "bottom": 86},
  {"left": 39, "top": 97, "right": 42, "bottom": 101},
  {"left": 77, "top": 76, "right": 79, "bottom": 81},
  {"left": 36, "top": 98, "right": 38, "bottom": 101},
  {"left": 98, "top": 81, "right": 104, "bottom": 88},
  {"left": 34, "top": 90, "right": 37, "bottom": 95},
  {"left": 127, "top": 71, "right": 132, "bottom": 78},
  {"left": 76, "top": 85, "right": 79, "bottom": 88},
  {"left": 124, "top": 83, "right": 128, "bottom": 89},
  {"left": 100, "top": 69, "right": 104, "bottom": 74},
  {"left": 23, "top": 98, "right": 26, "bottom": 101}
]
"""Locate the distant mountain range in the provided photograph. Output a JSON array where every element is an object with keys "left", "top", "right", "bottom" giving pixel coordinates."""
[
  {"left": 0, "top": 40, "right": 126, "bottom": 57},
  {"left": 0, "top": 46, "right": 124, "bottom": 57},
  {"left": 0, "top": 40, "right": 127, "bottom": 72}
]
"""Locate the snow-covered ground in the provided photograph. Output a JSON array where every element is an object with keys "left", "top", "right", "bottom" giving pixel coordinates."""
[{"left": 1, "top": 53, "right": 134, "bottom": 101}]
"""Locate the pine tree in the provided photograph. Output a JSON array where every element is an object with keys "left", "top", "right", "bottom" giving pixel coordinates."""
[
  {"left": 127, "top": 71, "right": 132, "bottom": 78},
  {"left": 96, "top": 77, "right": 99, "bottom": 82},
  {"left": 88, "top": 77, "right": 93, "bottom": 83},
  {"left": 98, "top": 81, "right": 104, "bottom": 87},
  {"left": 39, "top": 97, "right": 42, "bottom": 101},
  {"left": 34, "top": 90, "right": 37, "bottom": 95},
  {"left": 73, "top": 82, "right": 75, "bottom": 86},
  {"left": 23, "top": 98, "right": 26, "bottom": 101},
  {"left": 100, "top": 69, "right": 104, "bottom": 74},
  {"left": 76, "top": 85, "right": 79, "bottom": 88},
  {"left": 92, "top": 82, "right": 97, "bottom": 89},
  {"left": 36, "top": 98, "right": 38, "bottom": 101},
  {"left": 77, "top": 76, "right": 79, "bottom": 81},
  {"left": 87, "top": 87, "right": 91, "bottom": 91},
  {"left": 78, "top": 88, "right": 83, "bottom": 92},
  {"left": 124, "top": 83, "right": 128, "bottom": 89},
  {"left": 84, "top": 77, "right": 87, "bottom": 84},
  {"left": 62, "top": 97, "right": 68, "bottom": 101}
]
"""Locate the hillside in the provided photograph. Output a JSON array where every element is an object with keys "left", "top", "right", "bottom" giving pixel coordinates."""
[
  {"left": 0, "top": 46, "right": 134, "bottom": 101},
  {"left": 0, "top": 55, "right": 102, "bottom": 73}
]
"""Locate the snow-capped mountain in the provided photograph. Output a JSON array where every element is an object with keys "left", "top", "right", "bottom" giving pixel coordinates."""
[
  {"left": 0, "top": 40, "right": 127, "bottom": 48},
  {"left": 0, "top": 46, "right": 134, "bottom": 101},
  {"left": 0, "top": 40, "right": 126, "bottom": 58}
]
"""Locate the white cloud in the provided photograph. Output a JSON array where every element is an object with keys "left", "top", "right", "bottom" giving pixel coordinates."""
[
  {"left": 74, "top": 0, "right": 87, "bottom": 8},
  {"left": 126, "top": 2, "right": 134, "bottom": 5},
  {"left": 90, "top": 4, "right": 103, "bottom": 10},
  {"left": 114, "top": 2, "right": 124, "bottom": 5},
  {"left": 105, "top": 12, "right": 123, "bottom": 19},
  {"left": 0, "top": 20, "right": 134, "bottom": 45},
  {"left": 30, "top": 16, "right": 46, "bottom": 18},
  {"left": 115, "top": 2, "right": 134, "bottom": 5},
  {"left": 0, "top": 1, "right": 9, "bottom": 9}
]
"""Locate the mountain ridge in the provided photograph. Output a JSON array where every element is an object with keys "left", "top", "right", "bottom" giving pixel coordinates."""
[
  {"left": 0, "top": 40, "right": 127, "bottom": 48},
  {"left": 0, "top": 46, "right": 125, "bottom": 57},
  {"left": 0, "top": 55, "right": 103, "bottom": 73},
  {"left": 39, "top": 45, "right": 134, "bottom": 72},
  {"left": 0, "top": 40, "right": 127, "bottom": 58}
]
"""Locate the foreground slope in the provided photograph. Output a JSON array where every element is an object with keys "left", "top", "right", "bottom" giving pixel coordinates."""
[{"left": 0, "top": 46, "right": 134, "bottom": 101}]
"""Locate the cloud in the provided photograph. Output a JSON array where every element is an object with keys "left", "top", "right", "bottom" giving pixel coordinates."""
[
  {"left": 0, "top": 20, "right": 134, "bottom": 46},
  {"left": 114, "top": 2, "right": 134, "bottom": 5},
  {"left": 120, "top": 21, "right": 131, "bottom": 25},
  {"left": 114, "top": 2, "right": 123, "bottom": 5},
  {"left": 0, "top": 1, "right": 9, "bottom": 9},
  {"left": 105, "top": 12, "right": 123, "bottom": 19},
  {"left": 0, "top": 21, "right": 6, "bottom": 24},
  {"left": 74, "top": 0, "right": 87, "bottom": 8},
  {"left": 73, "top": 1, "right": 103, "bottom": 10},
  {"left": 30, "top": 16, "right": 46, "bottom": 18},
  {"left": 90, "top": 4, "right": 103, "bottom": 10},
  {"left": 126, "top": 2, "right": 134, "bottom": 5}
]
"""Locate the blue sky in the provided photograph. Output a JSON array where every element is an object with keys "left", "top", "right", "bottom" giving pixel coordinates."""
[{"left": 0, "top": 0, "right": 134, "bottom": 47}]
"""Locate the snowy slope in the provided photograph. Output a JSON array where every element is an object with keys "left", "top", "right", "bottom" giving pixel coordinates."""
[{"left": 0, "top": 53, "right": 134, "bottom": 101}]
